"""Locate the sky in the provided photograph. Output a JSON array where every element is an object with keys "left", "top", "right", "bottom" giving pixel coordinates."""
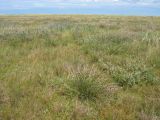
[{"left": 0, "top": 0, "right": 160, "bottom": 16}]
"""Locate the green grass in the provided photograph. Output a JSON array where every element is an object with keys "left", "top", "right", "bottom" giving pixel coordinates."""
[
  {"left": 0, "top": 15, "right": 160, "bottom": 120},
  {"left": 64, "top": 65, "right": 106, "bottom": 102}
]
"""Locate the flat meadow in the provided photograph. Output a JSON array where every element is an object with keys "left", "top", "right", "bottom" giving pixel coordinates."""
[{"left": 0, "top": 15, "right": 160, "bottom": 120}]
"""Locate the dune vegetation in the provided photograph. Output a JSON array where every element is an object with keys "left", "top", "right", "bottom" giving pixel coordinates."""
[{"left": 0, "top": 15, "right": 160, "bottom": 120}]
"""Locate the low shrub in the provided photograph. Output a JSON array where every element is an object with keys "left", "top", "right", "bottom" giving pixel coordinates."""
[{"left": 101, "top": 60, "right": 158, "bottom": 88}]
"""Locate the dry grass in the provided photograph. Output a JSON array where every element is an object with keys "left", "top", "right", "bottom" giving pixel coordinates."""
[{"left": 0, "top": 15, "right": 160, "bottom": 120}]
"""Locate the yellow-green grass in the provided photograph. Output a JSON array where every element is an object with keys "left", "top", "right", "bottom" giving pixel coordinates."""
[{"left": 0, "top": 15, "right": 160, "bottom": 120}]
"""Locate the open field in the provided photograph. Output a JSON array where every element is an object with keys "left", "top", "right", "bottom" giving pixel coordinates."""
[{"left": 0, "top": 15, "right": 160, "bottom": 120}]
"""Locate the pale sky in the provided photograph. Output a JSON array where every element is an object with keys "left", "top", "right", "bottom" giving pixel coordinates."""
[{"left": 0, "top": 0, "right": 160, "bottom": 15}]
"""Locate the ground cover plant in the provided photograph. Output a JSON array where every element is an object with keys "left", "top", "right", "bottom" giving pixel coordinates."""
[{"left": 0, "top": 15, "right": 160, "bottom": 120}]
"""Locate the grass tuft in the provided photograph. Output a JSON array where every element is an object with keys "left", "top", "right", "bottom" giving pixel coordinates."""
[{"left": 65, "top": 65, "right": 105, "bottom": 102}]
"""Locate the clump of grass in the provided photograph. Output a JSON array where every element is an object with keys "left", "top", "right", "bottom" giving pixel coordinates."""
[
  {"left": 65, "top": 65, "right": 105, "bottom": 102},
  {"left": 112, "top": 68, "right": 156, "bottom": 88},
  {"left": 67, "top": 74, "right": 103, "bottom": 101},
  {"left": 101, "top": 60, "right": 158, "bottom": 88}
]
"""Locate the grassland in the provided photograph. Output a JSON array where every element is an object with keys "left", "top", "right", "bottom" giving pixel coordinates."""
[{"left": 0, "top": 15, "right": 160, "bottom": 120}]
